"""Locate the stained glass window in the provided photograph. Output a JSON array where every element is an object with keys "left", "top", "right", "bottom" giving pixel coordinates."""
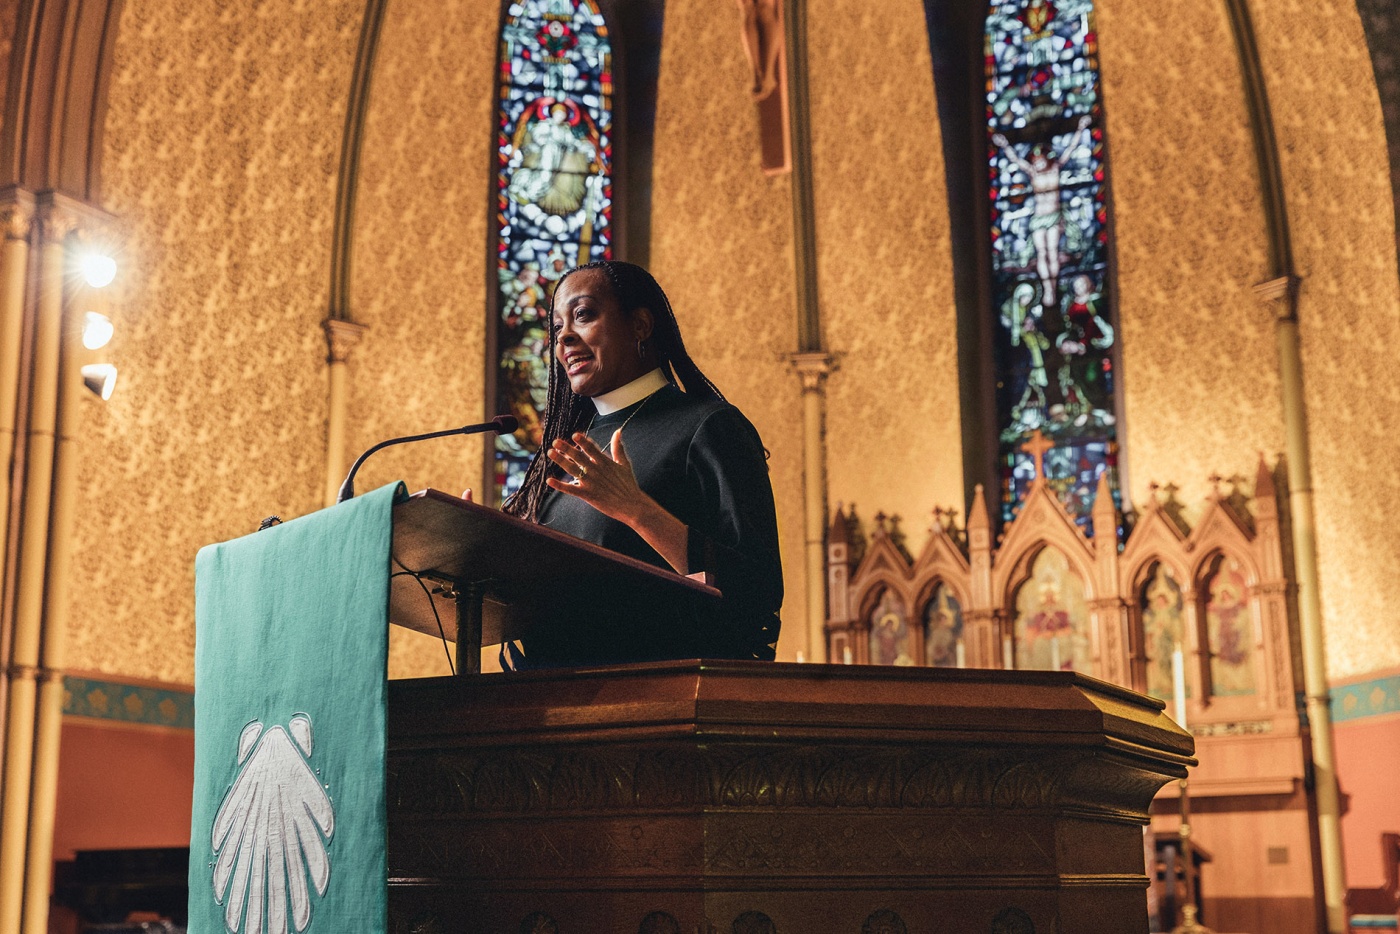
[
  {"left": 922, "top": 583, "right": 964, "bottom": 668},
  {"left": 1013, "top": 546, "right": 1089, "bottom": 672},
  {"left": 1204, "top": 555, "right": 1255, "bottom": 697},
  {"left": 492, "top": 0, "right": 615, "bottom": 502},
  {"left": 985, "top": 0, "right": 1120, "bottom": 529},
  {"left": 1139, "top": 563, "right": 1185, "bottom": 702},
  {"left": 868, "top": 590, "right": 914, "bottom": 666}
]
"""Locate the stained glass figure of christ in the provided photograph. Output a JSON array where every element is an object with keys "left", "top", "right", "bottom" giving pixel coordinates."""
[
  {"left": 985, "top": 0, "right": 1121, "bottom": 530},
  {"left": 492, "top": 0, "right": 615, "bottom": 502}
]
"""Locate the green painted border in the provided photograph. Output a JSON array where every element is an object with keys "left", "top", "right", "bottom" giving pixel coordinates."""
[
  {"left": 62, "top": 676, "right": 194, "bottom": 730},
  {"left": 54, "top": 672, "right": 1395, "bottom": 730},
  {"left": 1331, "top": 674, "right": 1400, "bottom": 725}
]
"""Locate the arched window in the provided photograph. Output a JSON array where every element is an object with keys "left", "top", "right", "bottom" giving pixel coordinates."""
[
  {"left": 985, "top": 0, "right": 1121, "bottom": 529},
  {"left": 1013, "top": 546, "right": 1089, "bottom": 671},
  {"left": 1138, "top": 562, "right": 1185, "bottom": 702},
  {"left": 491, "top": 0, "right": 615, "bottom": 502}
]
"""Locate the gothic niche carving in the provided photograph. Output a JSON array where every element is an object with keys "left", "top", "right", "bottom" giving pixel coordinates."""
[{"left": 827, "top": 440, "right": 1303, "bottom": 797}]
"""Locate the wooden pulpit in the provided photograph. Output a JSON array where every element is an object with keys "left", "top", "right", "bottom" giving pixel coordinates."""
[{"left": 383, "top": 493, "right": 1194, "bottom": 933}]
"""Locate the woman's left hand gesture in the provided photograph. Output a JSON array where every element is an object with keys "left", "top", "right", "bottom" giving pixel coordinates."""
[
  {"left": 546, "top": 430, "right": 647, "bottom": 525},
  {"left": 545, "top": 430, "right": 690, "bottom": 574}
]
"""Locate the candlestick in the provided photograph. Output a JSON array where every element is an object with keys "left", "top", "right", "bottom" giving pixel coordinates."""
[
  {"left": 955, "top": 641, "right": 966, "bottom": 669},
  {"left": 1172, "top": 644, "right": 1187, "bottom": 728},
  {"left": 1002, "top": 635, "right": 1013, "bottom": 670},
  {"left": 842, "top": 645, "right": 853, "bottom": 665},
  {"left": 1050, "top": 637, "right": 1061, "bottom": 672}
]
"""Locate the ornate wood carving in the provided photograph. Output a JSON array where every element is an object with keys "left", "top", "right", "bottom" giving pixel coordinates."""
[
  {"left": 387, "top": 662, "right": 1190, "bottom": 933},
  {"left": 828, "top": 451, "right": 1304, "bottom": 800}
]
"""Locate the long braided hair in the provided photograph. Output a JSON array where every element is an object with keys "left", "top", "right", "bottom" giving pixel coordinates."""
[{"left": 503, "top": 261, "right": 726, "bottom": 521}]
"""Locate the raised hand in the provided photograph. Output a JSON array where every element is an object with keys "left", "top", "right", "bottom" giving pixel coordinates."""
[{"left": 546, "top": 430, "right": 648, "bottom": 525}]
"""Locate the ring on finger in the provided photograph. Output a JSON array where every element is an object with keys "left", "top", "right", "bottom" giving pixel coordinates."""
[{"left": 576, "top": 465, "right": 588, "bottom": 478}]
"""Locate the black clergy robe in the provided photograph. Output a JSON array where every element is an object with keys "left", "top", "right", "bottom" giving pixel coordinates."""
[{"left": 526, "top": 384, "right": 783, "bottom": 666}]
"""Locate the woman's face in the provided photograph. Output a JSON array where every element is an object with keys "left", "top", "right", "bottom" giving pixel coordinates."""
[{"left": 551, "top": 268, "right": 653, "bottom": 398}]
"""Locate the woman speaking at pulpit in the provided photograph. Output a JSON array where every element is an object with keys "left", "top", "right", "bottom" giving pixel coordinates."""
[{"left": 501, "top": 261, "right": 782, "bottom": 667}]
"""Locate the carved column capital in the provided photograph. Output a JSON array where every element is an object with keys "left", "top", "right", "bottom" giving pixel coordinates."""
[
  {"left": 0, "top": 203, "right": 34, "bottom": 241},
  {"left": 36, "top": 205, "right": 80, "bottom": 246},
  {"left": 323, "top": 318, "right": 368, "bottom": 364},
  {"left": 788, "top": 351, "right": 837, "bottom": 392}
]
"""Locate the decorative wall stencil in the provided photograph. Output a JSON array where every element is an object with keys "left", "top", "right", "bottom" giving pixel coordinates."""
[
  {"left": 1332, "top": 672, "right": 1400, "bottom": 724},
  {"left": 1249, "top": 0, "right": 1400, "bottom": 682},
  {"left": 62, "top": 675, "right": 194, "bottom": 729},
  {"left": 84, "top": 0, "right": 364, "bottom": 683},
  {"left": 807, "top": 0, "right": 964, "bottom": 524},
  {"left": 648, "top": 0, "right": 805, "bottom": 637},
  {"left": 347, "top": 0, "right": 499, "bottom": 679}
]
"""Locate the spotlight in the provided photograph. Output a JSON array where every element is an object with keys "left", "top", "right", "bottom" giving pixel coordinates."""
[
  {"left": 82, "top": 312, "right": 114, "bottom": 350},
  {"left": 78, "top": 252, "right": 117, "bottom": 288},
  {"left": 81, "top": 363, "right": 117, "bottom": 401}
]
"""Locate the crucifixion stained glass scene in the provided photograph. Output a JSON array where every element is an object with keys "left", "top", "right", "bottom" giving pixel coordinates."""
[
  {"left": 986, "top": 0, "right": 1120, "bottom": 529},
  {"left": 493, "top": 0, "right": 614, "bottom": 502}
]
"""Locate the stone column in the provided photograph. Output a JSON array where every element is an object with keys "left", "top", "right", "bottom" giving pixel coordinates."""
[
  {"left": 323, "top": 318, "right": 367, "bottom": 507},
  {"left": 1256, "top": 273, "right": 1346, "bottom": 929},
  {"left": 0, "top": 190, "right": 34, "bottom": 788},
  {"left": 789, "top": 352, "right": 833, "bottom": 662},
  {"left": 0, "top": 198, "right": 77, "bottom": 934}
]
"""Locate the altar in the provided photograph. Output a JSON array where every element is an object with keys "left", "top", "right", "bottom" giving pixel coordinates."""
[{"left": 385, "top": 660, "right": 1193, "bottom": 934}]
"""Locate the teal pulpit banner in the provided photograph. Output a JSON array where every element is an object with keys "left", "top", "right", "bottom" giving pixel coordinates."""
[{"left": 189, "top": 482, "right": 402, "bottom": 934}]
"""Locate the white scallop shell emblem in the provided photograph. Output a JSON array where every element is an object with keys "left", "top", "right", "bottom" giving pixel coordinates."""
[{"left": 211, "top": 714, "right": 333, "bottom": 933}]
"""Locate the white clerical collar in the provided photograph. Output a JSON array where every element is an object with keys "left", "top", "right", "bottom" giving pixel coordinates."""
[{"left": 592, "top": 368, "right": 668, "bottom": 415}]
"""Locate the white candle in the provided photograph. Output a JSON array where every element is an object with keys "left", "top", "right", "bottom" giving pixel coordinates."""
[
  {"left": 843, "top": 645, "right": 853, "bottom": 665},
  {"left": 1050, "top": 637, "right": 1061, "bottom": 672},
  {"left": 955, "top": 641, "right": 966, "bottom": 669},
  {"left": 795, "top": 650, "right": 805, "bottom": 664},
  {"left": 1002, "top": 635, "right": 1013, "bottom": 670},
  {"left": 1172, "top": 644, "right": 1187, "bottom": 727}
]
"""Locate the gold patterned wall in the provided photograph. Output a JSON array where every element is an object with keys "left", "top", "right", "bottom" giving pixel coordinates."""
[
  {"left": 1095, "top": 0, "right": 1283, "bottom": 511},
  {"left": 347, "top": 0, "right": 499, "bottom": 678},
  {"left": 1253, "top": 0, "right": 1400, "bottom": 681},
  {"left": 47, "top": 0, "right": 1400, "bottom": 685},
  {"left": 808, "top": 0, "right": 965, "bottom": 528},
  {"left": 648, "top": 0, "right": 807, "bottom": 655},
  {"left": 68, "top": 0, "right": 366, "bottom": 683}
]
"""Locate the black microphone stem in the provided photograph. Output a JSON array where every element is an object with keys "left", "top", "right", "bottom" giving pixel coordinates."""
[{"left": 337, "top": 415, "right": 518, "bottom": 504}]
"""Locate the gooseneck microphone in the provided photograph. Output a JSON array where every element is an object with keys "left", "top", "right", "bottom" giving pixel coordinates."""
[{"left": 337, "top": 414, "right": 519, "bottom": 504}]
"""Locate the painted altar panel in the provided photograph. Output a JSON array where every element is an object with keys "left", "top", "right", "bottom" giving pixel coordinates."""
[
  {"left": 922, "top": 583, "right": 965, "bottom": 669},
  {"left": 1140, "top": 562, "right": 1186, "bottom": 702},
  {"left": 1013, "top": 547, "right": 1090, "bottom": 672},
  {"left": 1205, "top": 555, "right": 1256, "bottom": 698},
  {"left": 869, "top": 589, "right": 914, "bottom": 667}
]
